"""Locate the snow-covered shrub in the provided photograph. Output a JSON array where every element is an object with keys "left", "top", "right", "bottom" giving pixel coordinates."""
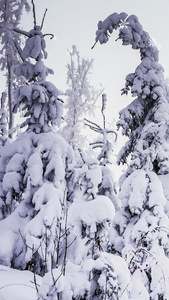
[{"left": 38, "top": 196, "right": 130, "bottom": 300}]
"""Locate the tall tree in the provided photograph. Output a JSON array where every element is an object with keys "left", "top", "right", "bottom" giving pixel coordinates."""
[
  {"left": 93, "top": 12, "right": 169, "bottom": 177},
  {"left": 94, "top": 12, "right": 169, "bottom": 299},
  {"left": 0, "top": 0, "right": 30, "bottom": 138},
  {"left": 0, "top": 12, "right": 66, "bottom": 274}
]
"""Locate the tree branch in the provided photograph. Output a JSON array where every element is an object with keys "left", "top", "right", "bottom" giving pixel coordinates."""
[
  {"left": 31, "top": 0, "right": 37, "bottom": 28},
  {"left": 41, "top": 8, "right": 48, "bottom": 30}
]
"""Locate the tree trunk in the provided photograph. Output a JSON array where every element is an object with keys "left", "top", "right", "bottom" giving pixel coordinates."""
[{"left": 7, "top": 57, "right": 14, "bottom": 139}]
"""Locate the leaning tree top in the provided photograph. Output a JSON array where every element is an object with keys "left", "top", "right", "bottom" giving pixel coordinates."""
[
  {"left": 93, "top": 13, "right": 169, "bottom": 175},
  {"left": 93, "top": 12, "right": 159, "bottom": 61}
]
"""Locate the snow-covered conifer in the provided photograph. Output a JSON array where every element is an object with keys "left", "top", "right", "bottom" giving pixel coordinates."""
[
  {"left": 94, "top": 13, "right": 169, "bottom": 176},
  {"left": 13, "top": 23, "right": 62, "bottom": 133},
  {"left": 0, "top": 15, "right": 75, "bottom": 277},
  {"left": 94, "top": 12, "right": 169, "bottom": 299}
]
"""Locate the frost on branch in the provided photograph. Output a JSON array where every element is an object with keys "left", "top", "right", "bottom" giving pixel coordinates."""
[{"left": 62, "top": 45, "right": 101, "bottom": 151}]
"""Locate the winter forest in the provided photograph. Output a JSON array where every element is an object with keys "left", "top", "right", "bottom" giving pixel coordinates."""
[{"left": 1, "top": 0, "right": 169, "bottom": 299}]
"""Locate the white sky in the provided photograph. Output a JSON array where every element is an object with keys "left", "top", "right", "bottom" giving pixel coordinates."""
[{"left": 23, "top": 0, "right": 169, "bottom": 121}]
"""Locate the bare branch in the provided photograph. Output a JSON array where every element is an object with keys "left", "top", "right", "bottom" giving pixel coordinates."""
[
  {"left": 41, "top": 8, "right": 48, "bottom": 30},
  {"left": 19, "top": 229, "right": 32, "bottom": 250},
  {"left": 13, "top": 28, "right": 31, "bottom": 37},
  {"left": 13, "top": 40, "right": 24, "bottom": 62},
  {"left": 91, "top": 40, "right": 98, "bottom": 49},
  {"left": 43, "top": 33, "right": 54, "bottom": 40},
  {"left": 84, "top": 118, "right": 102, "bottom": 131},
  {"left": 31, "top": 0, "right": 37, "bottom": 28}
]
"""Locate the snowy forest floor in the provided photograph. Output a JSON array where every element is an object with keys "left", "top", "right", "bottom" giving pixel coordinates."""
[{"left": 0, "top": 265, "right": 42, "bottom": 300}]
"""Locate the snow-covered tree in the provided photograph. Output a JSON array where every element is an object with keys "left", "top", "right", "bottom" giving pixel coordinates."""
[
  {"left": 0, "top": 0, "right": 30, "bottom": 137},
  {"left": 94, "top": 12, "right": 169, "bottom": 299},
  {"left": 93, "top": 12, "right": 169, "bottom": 176},
  {"left": 0, "top": 17, "right": 71, "bottom": 277},
  {"left": 61, "top": 45, "right": 102, "bottom": 151}
]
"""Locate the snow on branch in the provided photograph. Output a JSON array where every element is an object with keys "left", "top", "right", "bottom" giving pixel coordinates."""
[
  {"left": 84, "top": 94, "right": 117, "bottom": 165},
  {"left": 93, "top": 12, "right": 159, "bottom": 61}
]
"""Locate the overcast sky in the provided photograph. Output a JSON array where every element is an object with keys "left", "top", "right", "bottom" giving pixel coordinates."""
[{"left": 23, "top": 0, "right": 169, "bottom": 122}]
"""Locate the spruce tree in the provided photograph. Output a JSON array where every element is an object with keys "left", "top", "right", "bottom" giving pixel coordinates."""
[
  {"left": 94, "top": 12, "right": 169, "bottom": 299},
  {"left": 93, "top": 12, "right": 169, "bottom": 176}
]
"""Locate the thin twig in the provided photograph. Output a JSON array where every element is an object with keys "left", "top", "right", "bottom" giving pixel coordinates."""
[
  {"left": 43, "top": 33, "right": 54, "bottom": 40},
  {"left": 31, "top": 0, "right": 37, "bottom": 28},
  {"left": 41, "top": 8, "right": 48, "bottom": 30},
  {"left": 91, "top": 40, "right": 98, "bottom": 49},
  {"left": 19, "top": 229, "right": 33, "bottom": 250},
  {"left": 13, "top": 28, "right": 31, "bottom": 37}
]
